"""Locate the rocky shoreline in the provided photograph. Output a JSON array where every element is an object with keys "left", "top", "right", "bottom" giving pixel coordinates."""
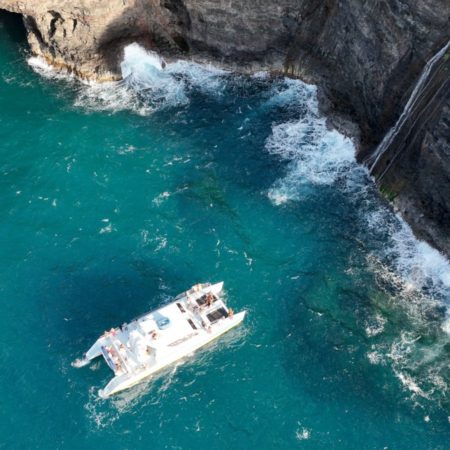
[{"left": 1, "top": 0, "right": 449, "bottom": 257}]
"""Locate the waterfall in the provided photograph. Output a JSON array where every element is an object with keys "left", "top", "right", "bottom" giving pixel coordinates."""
[{"left": 367, "top": 39, "right": 450, "bottom": 177}]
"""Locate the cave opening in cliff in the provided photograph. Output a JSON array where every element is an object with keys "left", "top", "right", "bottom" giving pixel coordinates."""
[{"left": 0, "top": 9, "right": 27, "bottom": 46}]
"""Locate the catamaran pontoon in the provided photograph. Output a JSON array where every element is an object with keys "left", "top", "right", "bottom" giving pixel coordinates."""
[{"left": 73, "top": 282, "right": 245, "bottom": 398}]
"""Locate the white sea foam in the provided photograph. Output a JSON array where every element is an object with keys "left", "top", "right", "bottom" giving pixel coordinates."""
[
  {"left": 27, "top": 56, "right": 72, "bottom": 80},
  {"left": 75, "top": 80, "right": 154, "bottom": 116},
  {"left": 120, "top": 43, "right": 189, "bottom": 110},
  {"left": 29, "top": 43, "right": 228, "bottom": 115},
  {"left": 365, "top": 204, "right": 450, "bottom": 329},
  {"left": 121, "top": 43, "right": 228, "bottom": 105},
  {"left": 266, "top": 115, "right": 355, "bottom": 202},
  {"left": 163, "top": 58, "right": 228, "bottom": 95},
  {"left": 265, "top": 76, "right": 450, "bottom": 408},
  {"left": 27, "top": 54, "right": 151, "bottom": 115},
  {"left": 362, "top": 200, "right": 450, "bottom": 403},
  {"left": 84, "top": 386, "right": 119, "bottom": 429},
  {"left": 367, "top": 350, "right": 385, "bottom": 365},
  {"left": 152, "top": 191, "right": 171, "bottom": 206},
  {"left": 365, "top": 314, "right": 387, "bottom": 337},
  {"left": 87, "top": 43, "right": 227, "bottom": 114},
  {"left": 252, "top": 71, "right": 270, "bottom": 79},
  {"left": 264, "top": 78, "right": 355, "bottom": 204},
  {"left": 296, "top": 422, "right": 311, "bottom": 441},
  {"left": 395, "top": 370, "right": 428, "bottom": 398},
  {"left": 265, "top": 78, "right": 318, "bottom": 113},
  {"left": 390, "top": 225, "right": 450, "bottom": 295}
]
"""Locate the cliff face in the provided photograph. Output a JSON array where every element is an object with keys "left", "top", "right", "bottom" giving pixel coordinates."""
[
  {"left": 0, "top": 0, "right": 190, "bottom": 80},
  {"left": 285, "top": 2, "right": 449, "bottom": 146},
  {"left": 0, "top": 0, "right": 449, "bottom": 255},
  {"left": 0, "top": 0, "right": 306, "bottom": 79},
  {"left": 375, "top": 81, "right": 450, "bottom": 254}
]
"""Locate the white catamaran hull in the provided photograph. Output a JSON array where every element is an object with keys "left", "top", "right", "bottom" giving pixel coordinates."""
[
  {"left": 100, "top": 311, "right": 245, "bottom": 397},
  {"left": 73, "top": 282, "right": 245, "bottom": 398}
]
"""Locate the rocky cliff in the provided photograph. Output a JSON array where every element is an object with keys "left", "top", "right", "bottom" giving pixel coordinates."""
[
  {"left": 372, "top": 53, "right": 450, "bottom": 254},
  {"left": 0, "top": 0, "right": 449, "bottom": 255}
]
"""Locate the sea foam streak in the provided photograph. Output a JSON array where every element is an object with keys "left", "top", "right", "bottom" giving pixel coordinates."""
[{"left": 265, "top": 77, "right": 450, "bottom": 405}]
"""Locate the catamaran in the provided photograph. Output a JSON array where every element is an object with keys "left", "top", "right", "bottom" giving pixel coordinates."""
[{"left": 73, "top": 282, "right": 245, "bottom": 398}]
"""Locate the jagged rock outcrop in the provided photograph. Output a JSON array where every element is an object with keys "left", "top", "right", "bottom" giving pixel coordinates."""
[
  {"left": 0, "top": 0, "right": 193, "bottom": 80},
  {"left": 0, "top": 0, "right": 306, "bottom": 79},
  {"left": 0, "top": 0, "right": 449, "bottom": 255}
]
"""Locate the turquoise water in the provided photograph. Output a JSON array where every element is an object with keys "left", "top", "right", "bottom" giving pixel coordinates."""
[{"left": 1, "top": 13, "right": 450, "bottom": 449}]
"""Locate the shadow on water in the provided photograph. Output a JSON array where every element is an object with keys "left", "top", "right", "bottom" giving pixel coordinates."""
[
  {"left": 33, "top": 257, "right": 190, "bottom": 359},
  {"left": 0, "top": 10, "right": 27, "bottom": 44}
]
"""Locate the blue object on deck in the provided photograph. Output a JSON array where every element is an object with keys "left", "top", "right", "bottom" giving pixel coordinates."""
[{"left": 157, "top": 317, "right": 171, "bottom": 330}]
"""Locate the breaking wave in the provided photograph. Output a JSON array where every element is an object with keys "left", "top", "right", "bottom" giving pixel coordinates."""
[
  {"left": 266, "top": 118, "right": 355, "bottom": 203},
  {"left": 264, "top": 79, "right": 355, "bottom": 204},
  {"left": 37, "top": 43, "right": 228, "bottom": 116},
  {"left": 29, "top": 43, "right": 229, "bottom": 115},
  {"left": 264, "top": 77, "right": 450, "bottom": 407},
  {"left": 28, "top": 56, "right": 72, "bottom": 80},
  {"left": 79, "top": 44, "right": 228, "bottom": 114},
  {"left": 363, "top": 214, "right": 450, "bottom": 406}
]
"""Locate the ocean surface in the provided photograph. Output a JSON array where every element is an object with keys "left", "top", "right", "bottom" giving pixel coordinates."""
[{"left": 1, "top": 13, "right": 449, "bottom": 450}]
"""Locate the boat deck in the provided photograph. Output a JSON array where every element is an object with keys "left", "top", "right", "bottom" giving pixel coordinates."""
[
  {"left": 76, "top": 282, "right": 245, "bottom": 397},
  {"left": 97, "top": 291, "right": 227, "bottom": 376}
]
